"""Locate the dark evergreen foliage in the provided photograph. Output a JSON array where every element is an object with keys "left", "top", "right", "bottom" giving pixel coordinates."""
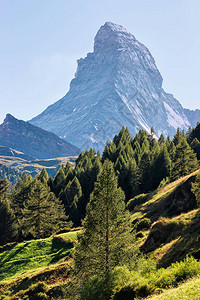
[{"left": 0, "top": 178, "right": 18, "bottom": 245}]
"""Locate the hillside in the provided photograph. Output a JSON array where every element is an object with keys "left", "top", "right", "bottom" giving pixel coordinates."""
[
  {"left": 0, "top": 230, "right": 80, "bottom": 298},
  {"left": 0, "top": 114, "right": 80, "bottom": 159},
  {"left": 128, "top": 170, "right": 200, "bottom": 267},
  {"left": 0, "top": 155, "right": 77, "bottom": 179},
  {"left": 148, "top": 276, "right": 200, "bottom": 300},
  {"left": 1, "top": 171, "right": 200, "bottom": 299},
  {"left": 0, "top": 163, "right": 21, "bottom": 184}
]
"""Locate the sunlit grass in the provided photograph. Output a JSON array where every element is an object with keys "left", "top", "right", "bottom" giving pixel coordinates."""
[
  {"left": 148, "top": 276, "right": 200, "bottom": 299},
  {"left": 0, "top": 230, "right": 80, "bottom": 281}
]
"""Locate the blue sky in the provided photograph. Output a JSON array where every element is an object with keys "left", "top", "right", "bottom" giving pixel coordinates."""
[{"left": 0, "top": 0, "right": 199, "bottom": 124}]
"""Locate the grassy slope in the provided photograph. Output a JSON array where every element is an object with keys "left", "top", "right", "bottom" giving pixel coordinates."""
[
  {"left": 148, "top": 276, "right": 200, "bottom": 300},
  {"left": 129, "top": 170, "right": 200, "bottom": 266},
  {"left": 0, "top": 156, "right": 77, "bottom": 178},
  {"left": 0, "top": 231, "right": 79, "bottom": 282},
  {"left": 1, "top": 171, "right": 200, "bottom": 298}
]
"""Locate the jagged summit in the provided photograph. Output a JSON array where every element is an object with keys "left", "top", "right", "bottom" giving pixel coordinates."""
[
  {"left": 94, "top": 22, "right": 136, "bottom": 52},
  {"left": 30, "top": 22, "right": 194, "bottom": 151}
]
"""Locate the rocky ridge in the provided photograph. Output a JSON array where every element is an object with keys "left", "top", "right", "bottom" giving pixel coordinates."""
[
  {"left": 0, "top": 114, "right": 80, "bottom": 159},
  {"left": 30, "top": 22, "right": 197, "bottom": 151}
]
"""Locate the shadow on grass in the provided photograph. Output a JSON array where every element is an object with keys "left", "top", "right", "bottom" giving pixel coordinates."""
[
  {"left": 0, "top": 243, "right": 27, "bottom": 266},
  {"left": 49, "top": 236, "right": 73, "bottom": 264}
]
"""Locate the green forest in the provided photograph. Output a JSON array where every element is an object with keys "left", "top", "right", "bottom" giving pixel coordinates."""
[{"left": 1, "top": 123, "right": 200, "bottom": 299}]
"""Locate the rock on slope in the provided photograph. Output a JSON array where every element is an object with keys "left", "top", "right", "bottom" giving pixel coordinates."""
[
  {"left": 0, "top": 114, "right": 80, "bottom": 159},
  {"left": 30, "top": 22, "right": 195, "bottom": 151}
]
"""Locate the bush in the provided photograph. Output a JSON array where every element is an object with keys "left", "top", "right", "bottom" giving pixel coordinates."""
[
  {"left": 47, "top": 284, "right": 67, "bottom": 298},
  {"left": 158, "top": 177, "right": 170, "bottom": 188},
  {"left": 111, "top": 285, "right": 136, "bottom": 300},
  {"left": 10, "top": 282, "right": 49, "bottom": 300},
  {"left": 136, "top": 283, "right": 155, "bottom": 297},
  {"left": 127, "top": 194, "right": 149, "bottom": 211},
  {"left": 34, "top": 293, "right": 48, "bottom": 300},
  {"left": 52, "top": 235, "right": 74, "bottom": 248},
  {"left": 135, "top": 218, "right": 151, "bottom": 232},
  {"left": 80, "top": 275, "right": 113, "bottom": 300},
  {"left": 80, "top": 266, "right": 135, "bottom": 300},
  {"left": 151, "top": 256, "right": 200, "bottom": 288},
  {"left": 136, "top": 231, "right": 144, "bottom": 239}
]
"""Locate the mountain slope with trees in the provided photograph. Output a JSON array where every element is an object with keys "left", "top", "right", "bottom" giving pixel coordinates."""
[{"left": 0, "top": 125, "right": 200, "bottom": 299}]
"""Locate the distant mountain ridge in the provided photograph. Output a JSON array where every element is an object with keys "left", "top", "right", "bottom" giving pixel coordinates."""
[
  {"left": 0, "top": 114, "right": 80, "bottom": 159},
  {"left": 30, "top": 22, "right": 199, "bottom": 151},
  {"left": 0, "top": 145, "right": 34, "bottom": 160}
]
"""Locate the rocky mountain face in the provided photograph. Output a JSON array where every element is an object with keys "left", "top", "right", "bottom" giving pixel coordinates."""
[
  {"left": 30, "top": 22, "right": 197, "bottom": 151},
  {"left": 183, "top": 109, "right": 200, "bottom": 128},
  {"left": 0, "top": 114, "right": 80, "bottom": 159}
]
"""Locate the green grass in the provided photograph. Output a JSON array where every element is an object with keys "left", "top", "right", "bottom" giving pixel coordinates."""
[
  {"left": 0, "top": 230, "right": 79, "bottom": 282},
  {"left": 148, "top": 276, "right": 200, "bottom": 299}
]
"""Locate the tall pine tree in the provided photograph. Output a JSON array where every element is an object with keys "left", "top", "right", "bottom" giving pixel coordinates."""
[
  {"left": 22, "top": 179, "right": 69, "bottom": 239},
  {"left": 74, "top": 160, "right": 134, "bottom": 279},
  {"left": 171, "top": 138, "right": 199, "bottom": 181}
]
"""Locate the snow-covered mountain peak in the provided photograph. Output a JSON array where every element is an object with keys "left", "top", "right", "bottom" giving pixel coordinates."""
[{"left": 30, "top": 22, "right": 196, "bottom": 151}]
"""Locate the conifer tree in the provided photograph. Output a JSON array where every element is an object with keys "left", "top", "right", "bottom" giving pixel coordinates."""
[
  {"left": 171, "top": 138, "right": 199, "bottom": 181},
  {"left": 158, "top": 133, "right": 165, "bottom": 145},
  {"left": 74, "top": 160, "right": 134, "bottom": 278},
  {"left": 36, "top": 168, "right": 49, "bottom": 183},
  {"left": 22, "top": 179, "right": 68, "bottom": 239},
  {"left": 139, "top": 152, "right": 151, "bottom": 192},
  {"left": 53, "top": 166, "right": 66, "bottom": 193},
  {"left": 60, "top": 176, "right": 82, "bottom": 224},
  {"left": 0, "top": 178, "right": 18, "bottom": 245},
  {"left": 173, "top": 128, "right": 184, "bottom": 146},
  {"left": 133, "top": 140, "right": 141, "bottom": 164},
  {"left": 190, "top": 138, "right": 200, "bottom": 160},
  {"left": 192, "top": 172, "right": 200, "bottom": 206},
  {"left": 152, "top": 144, "right": 171, "bottom": 189},
  {"left": 11, "top": 172, "right": 32, "bottom": 221}
]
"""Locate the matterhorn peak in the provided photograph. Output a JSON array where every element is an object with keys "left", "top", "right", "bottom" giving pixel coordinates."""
[
  {"left": 94, "top": 22, "right": 136, "bottom": 52},
  {"left": 30, "top": 22, "right": 192, "bottom": 151}
]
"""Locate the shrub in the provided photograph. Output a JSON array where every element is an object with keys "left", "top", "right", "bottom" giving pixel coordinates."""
[
  {"left": 111, "top": 285, "right": 136, "bottom": 300},
  {"left": 10, "top": 282, "right": 49, "bottom": 300},
  {"left": 47, "top": 284, "right": 67, "bottom": 298},
  {"left": 32, "top": 292, "right": 48, "bottom": 300},
  {"left": 141, "top": 218, "right": 183, "bottom": 253},
  {"left": 52, "top": 235, "right": 74, "bottom": 248},
  {"left": 136, "top": 231, "right": 144, "bottom": 239},
  {"left": 135, "top": 218, "right": 151, "bottom": 232},
  {"left": 80, "top": 266, "right": 135, "bottom": 300},
  {"left": 151, "top": 256, "right": 200, "bottom": 288},
  {"left": 127, "top": 194, "right": 149, "bottom": 211},
  {"left": 158, "top": 177, "right": 170, "bottom": 188},
  {"left": 80, "top": 275, "right": 113, "bottom": 300},
  {"left": 136, "top": 283, "right": 155, "bottom": 297}
]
